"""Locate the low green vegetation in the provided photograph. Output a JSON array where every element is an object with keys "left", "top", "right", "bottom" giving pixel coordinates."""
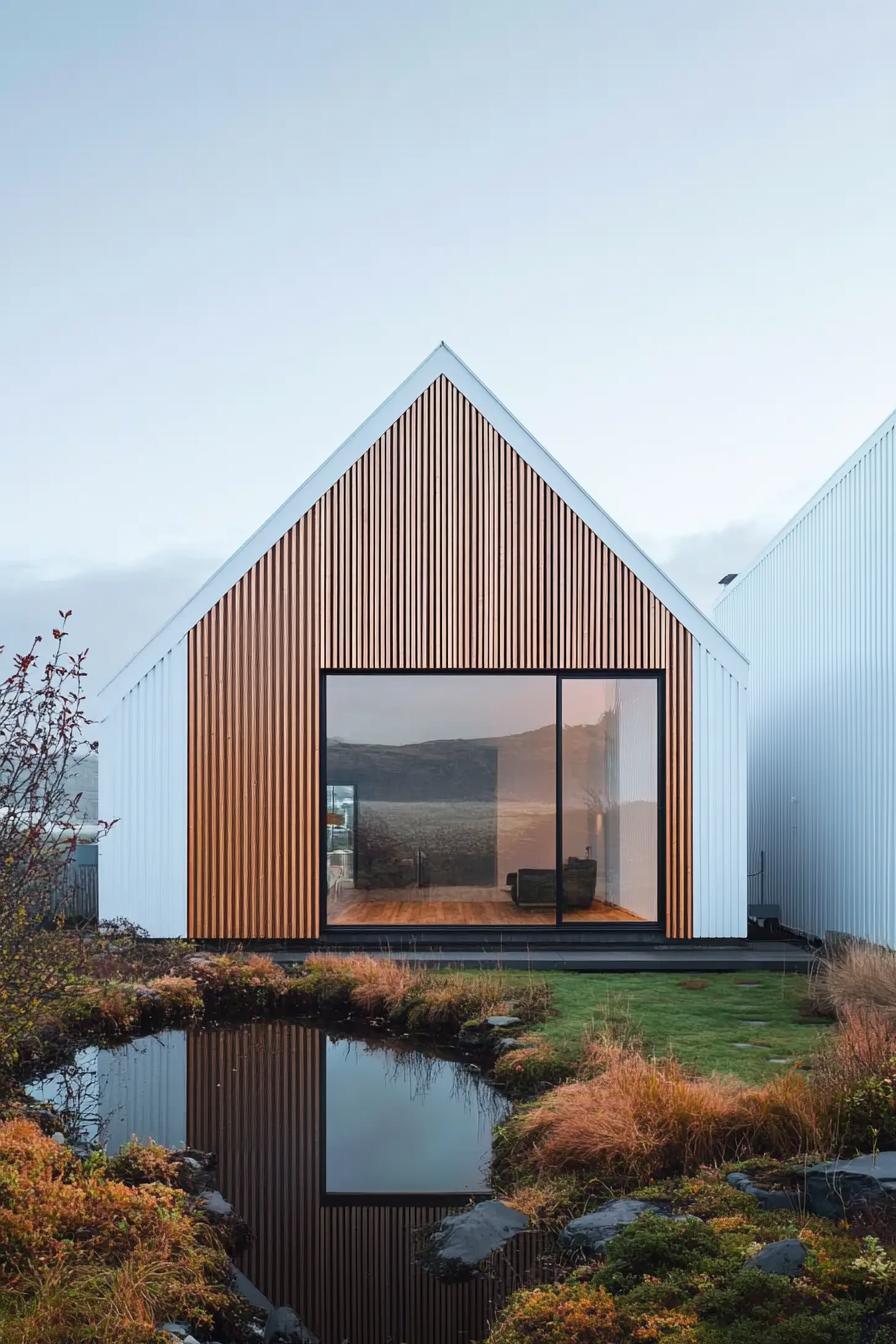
[
  {"left": 501, "top": 969, "right": 830, "bottom": 1083},
  {"left": 490, "top": 1174, "right": 896, "bottom": 1344}
]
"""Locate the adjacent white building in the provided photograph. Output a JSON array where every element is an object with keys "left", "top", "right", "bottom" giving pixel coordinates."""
[{"left": 715, "top": 410, "right": 896, "bottom": 946}]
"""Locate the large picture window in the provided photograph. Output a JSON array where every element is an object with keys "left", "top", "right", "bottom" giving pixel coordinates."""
[{"left": 323, "top": 672, "right": 661, "bottom": 928}]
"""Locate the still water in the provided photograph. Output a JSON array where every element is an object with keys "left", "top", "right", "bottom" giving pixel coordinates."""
[{"left": 32, "top": 1021, "right": 546, "bottom": 1344}]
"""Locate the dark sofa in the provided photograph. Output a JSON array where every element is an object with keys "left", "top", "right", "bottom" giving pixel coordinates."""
[{"left": 506, "top": 858, "right": 597, "bottom": 909}]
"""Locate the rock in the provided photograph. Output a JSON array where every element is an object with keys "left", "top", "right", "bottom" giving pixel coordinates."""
[
  {"left": 805, "top": 1153, "right": 896, "bottom": 1219},
  {"left": 494, "top": 1037, "right": 532, "bottom": 1055},
  {"left": 200, "top": 1189, "right": 233, "bottom": 1219},
  {"left": 230, "top": 1265, "right": 274, "bottom": 1314},
  {"left": 459, "top": 1016, "right": 524, "bottom": 1048},
  {"left": 159, "top": 1326, "right": 198, "bottom": 1343},
  {"left": 726, "top": 1171, "right": 801, "bottom": 1212},
  {"left": 748, "top": 1239, "right": 807, "bottom": 1277},
  {"left": 195, "top": 1188, "right": 249, "bottom": 1251},
  {"left": 559, "top": 1198, "right": 689, "bottom": 1254},
  {"left": 418, "top": 1200, "right": 530, "bottom": 1281},
  {"left": 457, "top": 1021, "right": 494, "bottom": 1048},
  {"left": 264, "top": 1305, "right": 319, "bottom": 1343}
]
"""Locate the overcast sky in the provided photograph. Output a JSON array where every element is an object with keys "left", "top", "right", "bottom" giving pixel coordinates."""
[{"left": 2, "top": 1, "right": 895, "bottom": 707}]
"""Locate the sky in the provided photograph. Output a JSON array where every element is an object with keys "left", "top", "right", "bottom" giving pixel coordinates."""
[{"left": 2, "top": 1, "right": 895, "bottom": 707}]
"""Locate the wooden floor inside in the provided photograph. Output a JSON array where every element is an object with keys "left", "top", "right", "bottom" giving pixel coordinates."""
[{"left": 328, "top": 897, "right": 645, "bottom": 926}]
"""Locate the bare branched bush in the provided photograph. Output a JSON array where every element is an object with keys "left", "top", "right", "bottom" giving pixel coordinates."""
[{"left": 0, "top": 615, "right": 111, "bottom": 1077}]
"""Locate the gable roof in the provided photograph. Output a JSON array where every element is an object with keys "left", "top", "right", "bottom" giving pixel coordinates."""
[
  {"left": 714, "top": 404, "right": 896, "bottom": 608},
  {"left": 101, "top": 343, "right": 747, "bottom": 703}
]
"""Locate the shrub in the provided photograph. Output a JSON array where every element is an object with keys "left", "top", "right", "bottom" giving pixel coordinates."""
[
  {"left": 145, "top": 975, "right": 202, "bottom": 1022},
  {"left": 190, "top": 952, "right": 289, "bottom": 1014},
  {"left": 0, "top": 1119, "right": 241, "bottom": 1344},
  {"left": 488, "top": 1282, "right": 622, "bottom": 1344},
  {"left": 598, "top": 1211, "right": 724, "bottom": 1289},
  {"left": 106, "top": 1137, "right": 185, "bottom": 1189}
]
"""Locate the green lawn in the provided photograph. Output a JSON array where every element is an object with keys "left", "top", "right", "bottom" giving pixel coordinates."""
[{"left": 505, "top": 970, "right": 831, "bottom": 1083}]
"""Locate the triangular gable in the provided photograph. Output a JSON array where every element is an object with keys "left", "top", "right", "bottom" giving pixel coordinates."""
[{"left": 101, "top": 343, "right": 747, "bottom": 703}]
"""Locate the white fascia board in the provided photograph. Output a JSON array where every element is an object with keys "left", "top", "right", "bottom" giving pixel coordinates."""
[
  {"left": 102, "top": 342, "right": 747, "bottom": 704},
  {"left": 715, "top": 404, "right": 896, "bottom": 610}
]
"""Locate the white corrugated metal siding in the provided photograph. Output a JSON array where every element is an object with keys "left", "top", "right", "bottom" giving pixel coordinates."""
[
  {"left": 692, "top": 645, "right": 747, "bottom": 937},
  {"left": 715, "top": 412, "right": 896, "bottom": 945},
  {"left": 99, "top": 640, "right": 187, "bottom": 937}
]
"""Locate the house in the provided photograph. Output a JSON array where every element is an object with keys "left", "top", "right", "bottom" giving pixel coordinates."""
[
  {"left": 715, "top": 409, "right": 895, "bottom": 947},
  {"left": 99, "top": 345, "right": 747, "bottom": 944}
]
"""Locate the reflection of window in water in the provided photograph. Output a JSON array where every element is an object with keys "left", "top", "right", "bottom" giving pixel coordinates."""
[{"left": 323, "top": 1035, "right": 510, "bottom": 1197}]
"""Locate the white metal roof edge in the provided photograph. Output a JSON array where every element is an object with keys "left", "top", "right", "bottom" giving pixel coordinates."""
[
  {"left": 715, "top": 404, "right": 896, "bottom": 610},
  {"left": 101, "top": 342, "right": 747, "bottom": 703}
]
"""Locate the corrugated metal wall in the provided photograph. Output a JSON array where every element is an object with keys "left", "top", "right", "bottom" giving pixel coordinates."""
[
  {"left": 715, "top": 412, "right": 895, "bottom": 944},
  {"left": 692, "top": 648, "right": 747, "bottom": 937},
  {"left": 99, "top": 641, "right": 187, "bottom": 936},
  {"left": 187, "top": 375, "right": 697, "bottom": 940}
]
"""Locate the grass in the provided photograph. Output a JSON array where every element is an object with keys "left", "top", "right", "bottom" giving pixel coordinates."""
[{"left": 495, "top": 970, "right": 831, "bottom": 1083}]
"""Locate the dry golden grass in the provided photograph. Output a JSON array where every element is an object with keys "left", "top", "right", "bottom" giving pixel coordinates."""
[
  {"left": 811, "top": 941, "right": 896, "bottom": 1021},
  {"left": 326, "top": 953, "right": 422, "bottom": 1016},
  {"left": 510, "top": 1040, "right": 825, "bottom": 1185},
  {"left": 300, "top": 954, "right": 553, "bottom": 1034},
  {"left": 810, "top": 1003, "right": 896, "bottom": 1099}
]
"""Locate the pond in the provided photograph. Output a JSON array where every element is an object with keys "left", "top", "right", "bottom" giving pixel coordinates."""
[{"left": 31, "top": 1020, "right": 547, "bottom": 1344}]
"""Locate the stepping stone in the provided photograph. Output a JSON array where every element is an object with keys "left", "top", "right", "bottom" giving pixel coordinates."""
[
  {"left": 742, "top": 1020, "right": 769, "bottom": 1027},
  {"left": 768, "top": 1058, "right": 792, "bottom": 1065},
  {"left": 737, "top": 982, "right": 761, "bottom": 988},
  {"left": 732, "top": 1042, "right": 755, "bottom": 1049}
]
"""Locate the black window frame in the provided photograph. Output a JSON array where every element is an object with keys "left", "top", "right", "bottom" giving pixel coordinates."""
[{"left": 319, "top": 669, "right": 666, "bottom": 935}]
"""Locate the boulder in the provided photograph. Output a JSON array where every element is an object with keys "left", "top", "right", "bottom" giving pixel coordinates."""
[
  {"left": 264, "top": 1305, "right": 319, "bottom": 1343},
  {"left": 805, "top": 1153, "right": 896, "bottom": 1219},
  {"left": 726, "top": 1171, "right": 801, "bottom": 1212},
  {"left": 230, "top": 1265, "right": 274, "bottom": 1314},
  {"left": 418, "top": 1200, "right": 530, "bottom": 1281},
  {"left": 195, "top": 1188, "right": 249, "bottom": 1251},
  {"left": 494, "top": 1037, "right": 531, "bottom": 1056},
  {"left": 486, "top": 1015, "right": 522, "bottom": 1029},
  {"left": 199, "top": 1189, "right": 233, "bottom": 1219},
  {"left": 748, "top": 1239, "right": 807, "bottom": 1278},
  {"left": 559, "top": 1198, "right": 688, "bottom": 1255},
  {"left": 159, "top": 1326, "right": 199, "bottom": 1344}
]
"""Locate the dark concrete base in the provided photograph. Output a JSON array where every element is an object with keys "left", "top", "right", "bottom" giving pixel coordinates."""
[{"left": 267, "top": 939, "right": 813, "bottom": 973}]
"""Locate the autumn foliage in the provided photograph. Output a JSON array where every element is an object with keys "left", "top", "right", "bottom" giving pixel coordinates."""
[{"left": 0, "top": 1119, "right": 238, "bottom": 1344}]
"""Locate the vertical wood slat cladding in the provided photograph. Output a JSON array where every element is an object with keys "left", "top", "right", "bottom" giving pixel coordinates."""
[{"left": 188, "top": 375, "right": 693, "bottom": 939}]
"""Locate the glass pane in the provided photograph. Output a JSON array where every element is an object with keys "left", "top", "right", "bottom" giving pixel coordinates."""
[
  {"left": 325, "top": 674, "right": 556, "bottom": 926},
  {"left": 561, "top": 677, "right": 658, "bottom": 923}
]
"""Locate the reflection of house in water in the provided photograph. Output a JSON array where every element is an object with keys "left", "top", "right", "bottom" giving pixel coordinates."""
[
  {"left": 39, "top": 1024, "right": 550, "bottom": 1344},
  {"left": 188, "top": 1023, "right": 549, "bottom": 1344}
]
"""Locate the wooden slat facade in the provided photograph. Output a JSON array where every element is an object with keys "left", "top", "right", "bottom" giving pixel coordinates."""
[{"left": 187, "top": 375, "right": 693, "bottom": 940}]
